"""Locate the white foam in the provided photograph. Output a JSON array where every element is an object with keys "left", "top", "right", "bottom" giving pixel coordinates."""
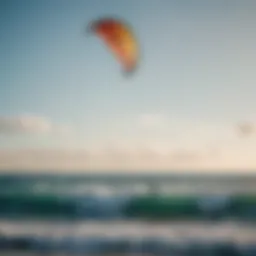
[{"left": 0, "top": 221, "right": 256, "bottom": 243}]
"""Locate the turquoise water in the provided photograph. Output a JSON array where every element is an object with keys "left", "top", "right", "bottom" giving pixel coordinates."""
[
  {"left": 0, "top": 173, "right": 256, "bottom": 254},
  {"left": 0, "top": 173, "right": 256, "bottom": 220}
]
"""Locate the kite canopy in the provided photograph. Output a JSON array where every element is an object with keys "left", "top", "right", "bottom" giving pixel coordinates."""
[{"left": 88, "top": 17, "right": 139, "bottom": 75}]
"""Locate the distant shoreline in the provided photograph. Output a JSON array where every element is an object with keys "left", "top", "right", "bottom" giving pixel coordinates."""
[{"left": 0, "top": 171, "right": 256, "bottom": 177}]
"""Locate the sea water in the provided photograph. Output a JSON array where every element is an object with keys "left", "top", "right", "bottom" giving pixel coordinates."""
[{"left": 0, "top": 172, "right": 256, "bottom": 255}]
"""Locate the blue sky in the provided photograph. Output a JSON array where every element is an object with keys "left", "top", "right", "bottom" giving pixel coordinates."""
[{"left": 1, "top": 0, "right": 256, "bottom": 171}]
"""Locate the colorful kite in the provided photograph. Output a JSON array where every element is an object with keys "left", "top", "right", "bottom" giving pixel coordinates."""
[{"left": 88, "top": 17, "right": 139, "bottom": 75}]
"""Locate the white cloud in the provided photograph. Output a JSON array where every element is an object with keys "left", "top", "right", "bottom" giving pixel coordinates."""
[
  {"left": 0, "top": 115, "right": 71, "bottom": 136},
  {"left": 171, "top": 150, "right": 202, "bottom": 163},
  {"left": 0, "top": 146, "right": 236, "bottom": 172},
  {"left": 137, "top": 113, "right": 169, "bottom": 129},
  {"left": 0, "top": 149, "right": 88, "bottom": 171},
  {"left": 1, "top": 115, "right": 256, "bottom": 172},
  {"left": 0, "top": 144, "right": 255, "bottom": 172}
]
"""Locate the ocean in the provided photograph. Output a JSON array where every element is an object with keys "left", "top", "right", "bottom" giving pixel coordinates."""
[{"left": 0, "top": 172, "right": 256, "bottom": 255}]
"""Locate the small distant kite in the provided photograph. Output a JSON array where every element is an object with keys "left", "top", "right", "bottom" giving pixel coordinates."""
[
  {"left": 87, "top": 17, "right": 139, "bottom": 75},
  {"left": 237, "top": 122, "right": 255, "bottom": 137}
]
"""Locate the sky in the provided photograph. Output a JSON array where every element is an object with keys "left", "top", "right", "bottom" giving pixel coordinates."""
[{"left": 1, "top": 0, "right": 256, "bottom": 172}]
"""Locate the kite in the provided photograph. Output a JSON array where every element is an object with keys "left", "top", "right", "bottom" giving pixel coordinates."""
[
  {"left": 88, "top": 17, "right": 139, "bottom": 75},
  {"left": 237, "top": 122, "right": 255, "bottom": 137}
]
